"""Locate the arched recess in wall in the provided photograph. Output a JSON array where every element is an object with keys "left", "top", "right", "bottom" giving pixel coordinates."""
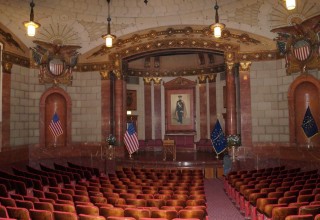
[
  {"left": 39, "top": 87, "right": 72, "bottom": 147},
  {"left": 288, "top": 74, "right": 320, "bottom": 146}
]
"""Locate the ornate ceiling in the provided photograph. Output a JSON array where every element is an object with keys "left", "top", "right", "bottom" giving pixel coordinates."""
[{"left": 0, "top": 0, "right": 319, "bottom": 54}]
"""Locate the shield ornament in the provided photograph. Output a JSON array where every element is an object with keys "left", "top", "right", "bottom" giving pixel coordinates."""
[
  {"left": 49, "top": 58, "right": 64, "bottom": 76},
  {"left": 292, "top": 40, "right": 311, "bottom": 61}
]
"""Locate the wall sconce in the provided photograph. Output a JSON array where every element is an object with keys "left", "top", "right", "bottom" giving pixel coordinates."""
[
  {"left": 285, "top": 0, "right": 296, "bottom": 10},
  {"left": 127, "top": 111, "right": 132, "bottom": 115},
  {"left": 102, "top": 0, "right": 116, "bottom": 47},
  {"left": 210, "top": 1, "right": 225, "bottom": 38},
  {"left": 23, "top": 0, "right": 41, "bottom": 37}
]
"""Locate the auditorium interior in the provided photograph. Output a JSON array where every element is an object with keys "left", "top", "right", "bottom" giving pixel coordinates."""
[{"left": 0, "top": 0, "right": 320, "bottom": 219}]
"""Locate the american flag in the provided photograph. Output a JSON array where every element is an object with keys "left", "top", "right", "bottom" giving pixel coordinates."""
[
  {"left": 293, "top": 45, "right": 310, "bottom": 61},
  {"left": 124, "top": 123, "right": 139, "bottom": 155},
  {"left": 49, "top": 112, "right": 63, "bottom": 138}
]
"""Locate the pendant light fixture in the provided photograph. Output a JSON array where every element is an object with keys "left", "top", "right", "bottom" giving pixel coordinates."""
[
  {"left": 285, "top": 0, "right": 296, "bottom": 10},
  {"left": 102, "top": 0, "right": 116, "bottom": 48},
  {"left": 210, "top": 1, "right": 225, "bottom": 38},
  {"left": 23, "top": 0, "right": 41, "bottom": 37}
]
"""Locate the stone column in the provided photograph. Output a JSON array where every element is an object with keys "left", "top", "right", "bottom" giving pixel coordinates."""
[
  {"left": 114, "top": 70, "right": 126, "bottom": 146},
  {"left": 208, "top": 74, "right": 217, "bottom": 131},
  {"left": 144, "top": 77, "right": 152, "bottom": 140},
  {"left": 239, "top": 61, "right": 252, "bottom": 147},
  {"left": 225, "top": 61, "right": 237, "bottom": 135},
  {"left": 100, "top": 70, "right": 113, "bottom": 142},
  {"left": 198, "top": 75, "right": 208, "bottom": 139},
  {"left": 153, "top": 78, "right": 162, "bottom": 140},
  {"left": 2, "top": 62, "right": 12, "bottom": 151}
]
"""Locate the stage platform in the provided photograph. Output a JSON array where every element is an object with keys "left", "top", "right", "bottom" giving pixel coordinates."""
[
  {"left": 115, "top": 150, "right": 223, "bottom": 178},
  {"left": 25, "top": 145, "right": 224, "bottom": 179}
]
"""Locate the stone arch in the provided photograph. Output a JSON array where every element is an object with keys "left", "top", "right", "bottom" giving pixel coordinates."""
[
  {"left": 288, "top": 74, "right": 320, "bottom": 146},
  {"left": 39, "top": 87, "right": 72, "bottom": 147}
]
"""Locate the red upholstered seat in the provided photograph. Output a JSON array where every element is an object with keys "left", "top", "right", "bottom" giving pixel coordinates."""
[
  {"left": 6, "top": 207, "right": 30, "bottom": 220},
  {"left": 53, "top": 210, "right": 78, "bottom": 220},
  {"left": 0, "top": 205, "right": 8, "bottom": 218},
  {"left": 15, "top": 199, "right": 34, "bottom": 210},
  {"left": 151, "top": 209, "right": 178, "bottom": 220},
  {"left": 76, "top": 205, "right": 100, "bottom": 216},
  {"left": 78, "top": 214, "right": 106, "bottom": 220},
  {"left": 100, "top": 206, "right": 124, "bottom": 218},
  {"left": 53, "top": 203, "right": 76, "bottom": 213},
  {"left": 0, "top": 197, "right": 16, "bottom": 207},
  {"left": 272, "top": 206, "right": 298, "bottom": 220},
  {"left": 34, "top": 201, "right": 54, "bottom": 212},
  {"left": 284, "top": 214, "right": 314, "bottom": 220},
  {"left": 29, "top": 209, "right": 54, "bottom": 220},
  {"left": 124, "top": 208, "right": 150, "bottom": 219},
  {"left": 299, "top": 205, "right": 320, "bottom": 217},
  {"left": 178, "top": 209, "right": 205, "bottom": 220}
]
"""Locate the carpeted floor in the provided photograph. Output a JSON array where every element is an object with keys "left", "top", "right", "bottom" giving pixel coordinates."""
[{"left": 204, "top": 179, "right": 245, "bottom": 220}]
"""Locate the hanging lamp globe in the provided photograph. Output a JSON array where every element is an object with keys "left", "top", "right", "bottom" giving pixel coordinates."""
[{"left": 286, "top": 0, "right": 296, "bottom": 10}]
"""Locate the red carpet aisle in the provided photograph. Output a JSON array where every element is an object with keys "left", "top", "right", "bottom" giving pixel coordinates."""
[{"left": 205, "top": 179, "right": 245, "bottom": 220}]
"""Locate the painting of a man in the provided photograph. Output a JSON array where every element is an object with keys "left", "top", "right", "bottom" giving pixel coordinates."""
[{"left": 175, "top": 95, "right": 186, "bottom": 124}]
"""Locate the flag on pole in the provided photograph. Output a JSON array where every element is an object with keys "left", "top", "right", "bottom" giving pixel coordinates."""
[
  {"left": 124, "top": 122, "right": 139, "bottom": 155},
  {"left": 301, "top": 106, "right": 319, "bottom": 138},
  {"left": 211, "top": 119, "right": 227, "bottom": 155},
  {"left": 49, "top": 112, "right": 63, "bottom": 138}
]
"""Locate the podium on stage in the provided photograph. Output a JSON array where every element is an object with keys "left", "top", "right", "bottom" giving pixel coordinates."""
[{"left": 162, "top": 139, "right": 176, "bottom": 161}]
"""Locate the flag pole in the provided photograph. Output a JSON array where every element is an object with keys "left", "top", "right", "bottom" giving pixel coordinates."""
[
  {"left": 54, "top": 136, "right": 57, "bottom": 147},
  {"left": 307, "top": 137, "right": 311, "bottom": 149},
  {"left": 54, "top": 103, "right": 57, "bottom": 147}
]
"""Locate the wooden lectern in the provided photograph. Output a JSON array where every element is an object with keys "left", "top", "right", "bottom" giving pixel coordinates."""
[{"left": 162, "top": 139, "right": 176, "bottom": 161}]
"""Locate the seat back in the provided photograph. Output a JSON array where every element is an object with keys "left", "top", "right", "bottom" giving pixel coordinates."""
[
  {"left": 284, "top": 214, "right": 313, "bottom": 220},
  {"left": 53, "top": 210, "right": 78, "bottom": 220},
  {"left": 178, "top": 209, "right": 205, "bottom": 220},
  {"left": 0, "top": 205, "right": 8, "bottom": 218},
  {"left": 15, "top": 200, "right": 34, "bottom": 210},
  {"left": 272, "top": 207, "right": 298, "bottom": 220},
  {"left": 100, "top": 206, "right": 124, "bottom": 218},
  {"left": 151, "top": 209, "right": 178, "bottom": 220},
  {"left": 6, "top": 207, "right": 30, "bottom": 220},
  {"left": 34, "top": 201, "right": 54, "bottom": 212},
  {"left": 76, "top": 205, "right": 99, "bottom": 216},
  {"left": 29, "top": 209, "right": 53, "bottom": 220},
  {"left": 299, "top": 205, "right": 320, "bottom": 217},
  {"left": 53, "top": 203, "right": 76, "bottom": 213},
  {"left": 78, "top": 214, "right": 106, "bottom": 220},
  {"left": 0, "top": 197, "right": 16, "bottom": 207},
  {"left": 124, "top": 208, "right": 150, "bottom": 219}
]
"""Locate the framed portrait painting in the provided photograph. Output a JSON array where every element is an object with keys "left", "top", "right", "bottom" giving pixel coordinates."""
[
  {"left": 127, "top": 90, "right": 137, "bottom": 110},
  {"left": 165, "top": 88, "right": 195, "bottom": 132}
]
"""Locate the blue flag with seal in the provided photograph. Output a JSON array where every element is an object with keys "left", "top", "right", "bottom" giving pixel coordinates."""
[
  {"left": 301, "top": 106, "right": 319, "bottom": 138},
  {"left": 211, "top": 119, "right": 227, "bottom": 155}
]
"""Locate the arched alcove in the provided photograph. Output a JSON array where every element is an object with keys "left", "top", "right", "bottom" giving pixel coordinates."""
[
  {"left": 39, "top": 87, "right": 72, "bottom": 147},
  {"left": 288, "top": 74, "right": 320, "bottom": 146}
]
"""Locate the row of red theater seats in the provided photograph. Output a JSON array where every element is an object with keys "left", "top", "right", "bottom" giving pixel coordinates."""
[
  {"left": 224, "top": 166, "right": 320, "bottom": 220},
  {"left": 0, "top": 162, "right": 208, "bottom": 219},
  {"left": 0, "top": 162, "right": 102, "bottom": 196},
  {"left": 0, "top": 202, "right": 207, "bottom": 220}
]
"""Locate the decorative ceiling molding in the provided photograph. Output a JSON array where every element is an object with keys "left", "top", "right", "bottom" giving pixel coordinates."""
[
  {"left": 88, "top": 26, "right": 262, "bottom": 58},
  {"left": 237, "top": 50, "right": 279, "bottom": 62},
  {"left": 109, "top": 38, "right": 238, "bottom": 60},
  {"left": 35, "top": 23, "right": 81, "bottom": 46},
  {"left": 127, "top": 65, "right": 224, "bottom": 78},
  {"left": 2, "top": 51, "right": 30, "bottom": 68},
  {"left": 0, "top": 28, "right": 24, "bottom": 52}
]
